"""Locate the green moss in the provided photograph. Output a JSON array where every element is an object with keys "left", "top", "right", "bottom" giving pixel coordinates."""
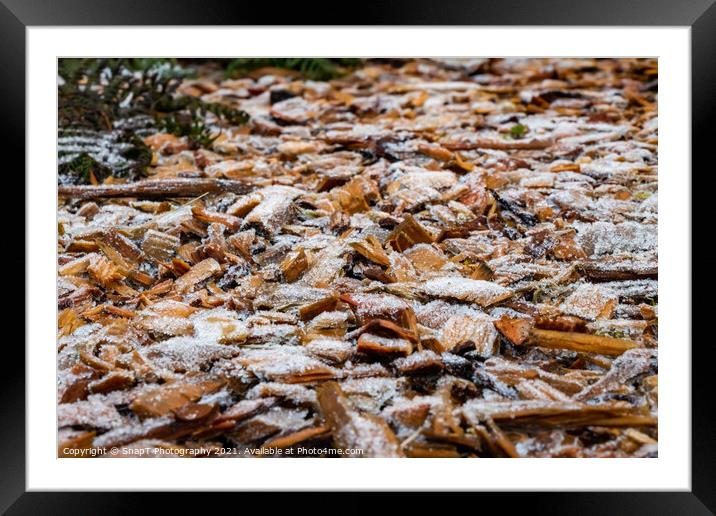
[
  {"left": 510, "top": 123, "right": 528, "bottom": 139},
  {"left": 594, "top": 328, "right": 630, "bottom": 339},
  {"left": 634, "top": 191, "right": 652, "bottom": 200}
]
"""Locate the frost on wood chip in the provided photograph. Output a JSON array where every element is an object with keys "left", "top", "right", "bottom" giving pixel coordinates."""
[
  {"left": 57, "top": 58, "right": 658, "bottom": 458},
  {"left": 421, "top": 277, "right": 513, "bottom": 307}
]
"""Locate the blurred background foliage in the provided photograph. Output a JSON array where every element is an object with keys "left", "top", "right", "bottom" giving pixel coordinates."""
[{"left": 57, "top": 58, "right": 362, "bottom": 184}]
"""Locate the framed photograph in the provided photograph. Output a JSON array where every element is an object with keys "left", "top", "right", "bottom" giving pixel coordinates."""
[{"left": 4, "top": 0, "right": 712, "bottom": 511}]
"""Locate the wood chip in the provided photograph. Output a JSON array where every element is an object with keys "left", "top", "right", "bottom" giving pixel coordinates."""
[
  {"left": 317, "top": 382, "right": 403, "bottom": 457},
  {"left": 174, "top": 258, "right": 221, "bottom": 294},
  {"left": 526, "top": 328, "right": 639, "bottom": 356}
]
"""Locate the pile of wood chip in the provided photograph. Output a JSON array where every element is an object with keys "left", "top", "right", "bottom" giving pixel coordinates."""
[{"left": 58, "top": 58, "right": 658, "bottom": 458}]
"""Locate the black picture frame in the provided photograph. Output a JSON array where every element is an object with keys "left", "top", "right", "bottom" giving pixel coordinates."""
[{"left": 3, "top": 0, "right": 711, "bottom": 513}]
